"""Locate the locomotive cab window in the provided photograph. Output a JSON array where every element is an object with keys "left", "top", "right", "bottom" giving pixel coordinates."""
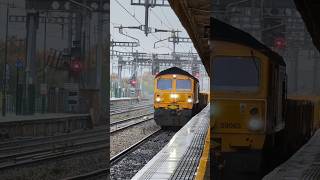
[
  {"left": 213, "top": 56, "right": 261, "bottom": 91},
  {"left": 176, "top": 79, "right": 191, "bottom": 91},
  {"left": 157, "top": 79, "right": 172, "bottom": 90}
]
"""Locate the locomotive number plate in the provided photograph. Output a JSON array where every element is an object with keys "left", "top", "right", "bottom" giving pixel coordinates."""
[{"left": 220, "top": 122, "right": 241, "bottom": 129}]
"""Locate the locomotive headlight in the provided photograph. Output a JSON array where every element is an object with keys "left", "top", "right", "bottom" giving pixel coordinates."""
[
  {"left": 170, "top": 94, "right": 179, "bottom": 99},
  {"left": 187, "top": 98, "right": 193, "bottom": 103},
  {"left": 248, "top": 117, "right": 264, "bottom": 131},
  {"left": 155, "top": 97, "right": 161, "bottom": 102}
]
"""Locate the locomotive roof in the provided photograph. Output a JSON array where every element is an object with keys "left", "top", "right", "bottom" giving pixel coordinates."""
[
  {"left": 155, "top": 67, "right": 199, "bottom": 82},
  {"left": 211, "top": 18, "right": 286, "bottom": 66}
]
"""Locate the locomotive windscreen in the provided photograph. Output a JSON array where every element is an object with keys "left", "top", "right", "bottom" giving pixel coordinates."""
[
  {"left": 212, "top": 56, "right": 260, "bottom": 91},
  {"left": 157, "top": 79, "right": 172, "bottom": 90},
  {"left": 176, "top": 79, "right": 192, "bottom": 90}
]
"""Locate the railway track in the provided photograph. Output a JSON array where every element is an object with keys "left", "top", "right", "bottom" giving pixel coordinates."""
[
  {"left": 0, "top": 112, "right": 154, "bottom": 171},
  {"left": 110, "top": 129, "right": 161, "bottom": 165},
  {"left": 0, "top": 130, "right": 108, "bottom": 170},
  {"left": 63, "top": 130, "right": 162, "bottom": 180},
  {"left": 110, "top": 102, "right": 152, "bottom": 113},
  {"left": 110, "top": 104, "right": 153, "bottom": 116},
  {"left": 110, "top": 113, "right": 154, "bottom": 133}
]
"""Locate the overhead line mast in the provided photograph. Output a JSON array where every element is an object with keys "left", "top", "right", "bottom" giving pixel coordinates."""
[{"left": 130, "top": 0, "right": 170, "bottom": 36}]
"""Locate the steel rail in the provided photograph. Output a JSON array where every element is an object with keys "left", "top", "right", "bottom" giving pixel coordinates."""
[{"left": 110, "top": 117, "right": 154, "bottom": 134}]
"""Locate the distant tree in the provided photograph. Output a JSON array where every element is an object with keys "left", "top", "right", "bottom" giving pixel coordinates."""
[{"left": 141, "top": 72, "right": 154, "bottom": 97}]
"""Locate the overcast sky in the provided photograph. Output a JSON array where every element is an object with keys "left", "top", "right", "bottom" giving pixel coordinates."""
[{"left": 110, "top": 0, "right": 197, "bottom": 55}]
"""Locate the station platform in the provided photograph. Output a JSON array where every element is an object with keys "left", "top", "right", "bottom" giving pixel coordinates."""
[
  {"left": 132, "top": 105, "right": 210, "bottom": 180},
  {"left": 0, "top": 97, "right": 142, "bottom": 139},
  {"left": 0, "top": 113, "right": 91, "bottom": 139},
  {"left": 263, "top": 129, "right": 320, "bottom": 180}
]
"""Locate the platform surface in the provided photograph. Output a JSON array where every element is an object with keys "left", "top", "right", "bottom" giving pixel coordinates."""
[
  {"left": 131, "top": 105, "right": 210, "bottom": 180},
  {"left": 263, "top": 129, "right": 320, "bottom": 180}
]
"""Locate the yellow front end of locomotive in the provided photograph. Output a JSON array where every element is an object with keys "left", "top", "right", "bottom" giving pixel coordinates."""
[
  {"left": 210, "top": 41, "right": 270, "bottom": 153},
  {"left": 154, "top": 74, "right": 195, "bottom": 111}
]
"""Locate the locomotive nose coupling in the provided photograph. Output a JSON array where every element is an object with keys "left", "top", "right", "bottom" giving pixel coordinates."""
[
  {"left": 170, "top": 109, "right": 181, "bottom": 116},
  {"left": 170, "top": 110, "right": 176, "bottom": 115}
]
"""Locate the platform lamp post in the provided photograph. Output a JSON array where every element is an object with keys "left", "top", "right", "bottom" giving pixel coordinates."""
[
  {"left": 15, "top": 59, "right": 24, "bottom": 115},
  {"left": 41, "top": 11, "right": 47, "bottom": 114},
  {"left": 2, "top": 3, "right": 10, "bottom": 117}
]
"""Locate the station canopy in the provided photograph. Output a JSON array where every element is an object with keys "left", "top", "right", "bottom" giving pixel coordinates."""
[{"left": 294, "top": 0, "right": 320, "bottom": 53}]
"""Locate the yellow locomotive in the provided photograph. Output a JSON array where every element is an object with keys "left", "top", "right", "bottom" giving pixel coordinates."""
[
  {"left": 210, "top": 18, "right": 287, "bottom": 178},
  {"left": 208, "top": 18, "right": 317, "bottom": 179},
  {"left": 154, "top": 67, "right": 206, "bottom": 127}
]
